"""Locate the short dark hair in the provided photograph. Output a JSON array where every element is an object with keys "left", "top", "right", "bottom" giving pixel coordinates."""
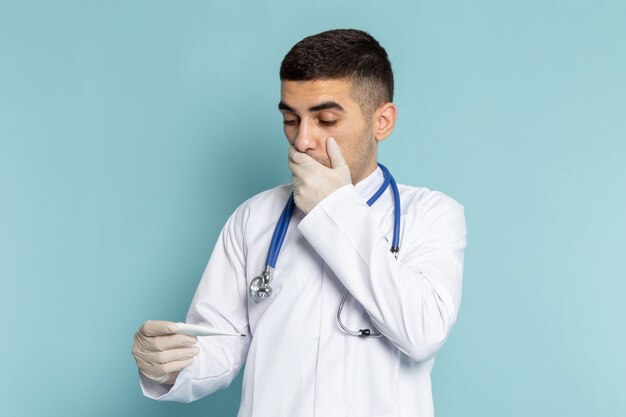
[{"left": 280, "top": 29, "right": 394, "bottom": 117}]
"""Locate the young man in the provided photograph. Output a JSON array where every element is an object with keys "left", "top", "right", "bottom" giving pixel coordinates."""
[{"left": 132, "top": 29, "right": 467, "bottom": 417}]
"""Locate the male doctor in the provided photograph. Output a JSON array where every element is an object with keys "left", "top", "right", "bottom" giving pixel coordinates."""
[{"left": 132, "top": 29, "right": 467, "bottom": 417}]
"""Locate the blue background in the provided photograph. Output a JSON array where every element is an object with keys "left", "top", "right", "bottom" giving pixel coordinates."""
[{"left": 1, "top": 1, "right": 625, "bottom": 416}]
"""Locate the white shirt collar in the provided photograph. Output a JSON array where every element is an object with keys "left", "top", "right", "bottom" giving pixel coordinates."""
[{"left": 354, "top": 165, "right": 385, "bottom": 202}]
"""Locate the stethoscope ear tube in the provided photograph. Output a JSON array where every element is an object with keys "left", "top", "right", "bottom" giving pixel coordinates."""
[
  {"left": 336, "top": 289, "right": 383, "bottom": 337},
  {"left": 379, "top": 163, "right": 401, "bottom": 252}
]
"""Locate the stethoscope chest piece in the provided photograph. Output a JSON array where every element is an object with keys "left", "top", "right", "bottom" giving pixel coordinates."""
[{"left": 249, "top": 267, "right": 274, "bottom": 303}]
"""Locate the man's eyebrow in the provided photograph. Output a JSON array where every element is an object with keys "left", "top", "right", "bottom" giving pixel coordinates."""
[
  {"left": 308, "top": 101, "right": 345, "bottom": 112},
  {"left": 278, "top": 101, "right": 345, "bottom": 113},
  {"left": 278, "top": 102, "right": 296, "bottom": 113}
]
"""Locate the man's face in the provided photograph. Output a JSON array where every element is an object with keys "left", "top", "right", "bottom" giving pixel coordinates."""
[{"left": 279, "top": 79, "right": 377, "bottom": 183}]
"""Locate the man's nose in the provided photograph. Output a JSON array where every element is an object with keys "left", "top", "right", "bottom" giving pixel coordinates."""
[{"left": 294, "top": 120, "right": 319, "bottom": 153}]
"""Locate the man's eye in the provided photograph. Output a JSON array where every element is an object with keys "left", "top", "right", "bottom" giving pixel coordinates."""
[
  {"left": 283, "top": 119, "right": 298, "bottom": 126},
  {"left": 319, "top": 120, "right": 337, "bottom": 126}
]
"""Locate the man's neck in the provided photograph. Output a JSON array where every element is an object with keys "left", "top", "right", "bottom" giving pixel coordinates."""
[{"left": 352, "top": 160, "right": 378, "bottom": 185}]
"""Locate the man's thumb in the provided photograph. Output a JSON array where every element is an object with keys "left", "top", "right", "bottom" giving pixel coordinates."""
[{"left": 326, "top": 137, "right": 347, "bottom": 168}]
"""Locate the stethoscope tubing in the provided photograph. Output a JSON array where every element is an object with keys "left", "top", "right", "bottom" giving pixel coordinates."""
[
  {"left": 336, "top": 163, "right": 399, "bottom": 337},
  {"left": 266, "top": 193, "right": 295, "bottom": 269},
  {"left": 252, "top": 163, "right": 401, "bottom": 337},
  {"left": 376, "top": 163, "right": 400, "bottom": 253}
]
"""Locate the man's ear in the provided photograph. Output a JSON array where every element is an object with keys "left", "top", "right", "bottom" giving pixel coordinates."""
[{"left": 373, "top": 102, "right": 397, "bottom": 142}]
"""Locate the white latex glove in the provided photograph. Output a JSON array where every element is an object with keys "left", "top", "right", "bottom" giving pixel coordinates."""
[
  {"left": 288, "top": 137, "right": 352, "bottom": 214},
  {"left": 131, "top": 320, "right": 199, "bottom": 385}
]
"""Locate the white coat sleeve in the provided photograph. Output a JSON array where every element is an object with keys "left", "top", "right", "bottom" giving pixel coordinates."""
[
  {"left": 140, "top": 206, "right": 251, "bottom": 402},
  {"left": 297, "top": 184, "right": 466, "bottom": 362}
]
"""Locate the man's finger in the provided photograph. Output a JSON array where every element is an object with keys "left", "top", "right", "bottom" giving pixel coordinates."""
[
  {"left": 136, "top": 346, "right": 199, "bottom": 366},
  {"left": 162, "top": 358, "right": 196, "bottom": 376},
  {"left": 138, "top": 358, "right": 194, "bottom": 384},
  {"left": 136, "top": 333, "right": 197, "bottom": 352},
  {"left": 326, "top": 137, "right": 347, "bottom": 168},
  {"left": 141, "top": 320, "right": 178, "bottom": 337},
  {"left": 288, "top": 144, "right": 297, "bottom": 159},
  {"left": 288, "top": 145, "right": 317, "bottom": 165}
]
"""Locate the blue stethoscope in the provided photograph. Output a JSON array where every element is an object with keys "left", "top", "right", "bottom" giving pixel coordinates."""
[{"left": 249, "top": 163, "right": 401, "bottom": 337}]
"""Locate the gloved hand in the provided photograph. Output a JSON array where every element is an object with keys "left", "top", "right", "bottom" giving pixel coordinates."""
[
  {"left": 288, "top": 137, "right": 352, "bottom": 214},
  {"left": 131, "top": 320, "right": 199, "bottom": 385}
]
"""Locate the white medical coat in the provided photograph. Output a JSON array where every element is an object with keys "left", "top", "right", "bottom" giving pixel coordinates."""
[{"left": 140, "top": 166, "right": 467, "bottom": 417}]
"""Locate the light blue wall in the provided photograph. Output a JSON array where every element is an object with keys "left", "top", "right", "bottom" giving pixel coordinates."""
[{"left": 1, "top": 1, "right": 625, "bottom": 416}]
